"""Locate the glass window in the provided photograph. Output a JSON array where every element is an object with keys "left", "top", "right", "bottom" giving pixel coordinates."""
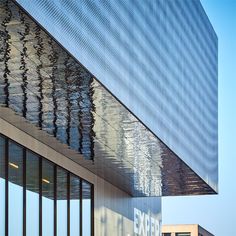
[
  {"left": 0, "top": 136, "right": 5, "bottom": 236},
  {"left": 0, "top": 135, "right": 93, "bottom": 236},
  {"left": 8, "top": 141, "right": 23, "bottom": 236},
  {"left": 176, "top": 233, "right": 191, "bottom": 236},
  {"left": 82, "top": 180, "right": 92, "bottom": 236},
  {"left": 57, "top": 167, "right": 68, "bottom": 236},
  {"left": 26, "top": 151, "right": 39, "bottom": 236},
  {"left": 70, "top": 174, "right": 80, "bottom": 235},
  {"left": 42, "top": 160, "right": 54, "bottom": 236}
]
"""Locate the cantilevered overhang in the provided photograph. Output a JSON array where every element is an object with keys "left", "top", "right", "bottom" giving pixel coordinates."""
[{"left": 0, "top": 0, "right": 217, "bottom": 196}]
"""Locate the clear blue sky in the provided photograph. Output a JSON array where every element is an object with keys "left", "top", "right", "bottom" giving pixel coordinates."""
[{"left": 162, "top": 1, "right": 236, "bottom": 235}]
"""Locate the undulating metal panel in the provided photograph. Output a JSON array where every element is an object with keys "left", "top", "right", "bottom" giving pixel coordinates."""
[
  {"left": 0, "top": 0, "right": 217, "bottom": 196},
  {"left": 13, "top": 0, "right": 218, "bottom": 192}
]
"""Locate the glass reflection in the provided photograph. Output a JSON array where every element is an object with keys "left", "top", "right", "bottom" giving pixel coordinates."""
[
  {"left": 82, "top": 181, "right": 91, "bottom": 236},
  {"left": 0, "top": 0, "right": 217, "bottom": 197},
  {"left": 0, "top": 136, "right": 5, "bottom": 236},
  {"left": 26, "top": 151, "right": 39, "bottom": 236},
  {"left": 70, "top": 174, "right": 80, "bottom": 235},
  {"left": 57, "top": 167, "right": 68, "bottom": 236},
  {"left": 42, "top": 160, "right": 54, "bottom": 236},
  {"left": 0, "top": 135, "right": 93, "bottom": 236},
  {"left": 9, "top": 141, "right": 23, "bottom": 236}
]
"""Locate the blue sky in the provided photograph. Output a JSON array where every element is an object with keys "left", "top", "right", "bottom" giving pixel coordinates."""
[{"left": 162, "top": 1, "right": 236, "bottom": 235}]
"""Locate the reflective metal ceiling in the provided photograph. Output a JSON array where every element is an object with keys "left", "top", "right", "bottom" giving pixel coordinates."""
[
  {"left": 13, "top": 0, "right": 218, "bottom": 192},
  {"left": 0, "top": 0, "right": 216, "bottom": 196}
]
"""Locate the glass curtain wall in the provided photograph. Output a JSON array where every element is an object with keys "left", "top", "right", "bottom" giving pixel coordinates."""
[
  {"left": 0, "top": 134, "right": 93, "bottom": 236},
  {"left": 82, "top": 181, "right": 92, "bottom": 236},
  {"left": 0, "top": 135, "right": 5, "bottom": 235},
  {"left": 70, "top": 175, "right": 80, "bottom": 235},
  {"left": 57, "top": 167, "right": 68, "bottom": 236},
  {"left": 26, "top": 151, "right": 39, "bottom": 236},
  {"left": 42, "top": 159, "right": 54, "bottom": 236},
  {"left": 8, "top": 141, "right": 23, "bottom": 236}
]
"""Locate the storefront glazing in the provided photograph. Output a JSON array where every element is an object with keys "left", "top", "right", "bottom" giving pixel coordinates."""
[{"left": 0, "top": 134, "right": 93, "bottom": 236}]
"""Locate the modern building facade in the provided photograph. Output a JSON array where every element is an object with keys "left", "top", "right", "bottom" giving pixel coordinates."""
[
  {"left": 0, "top": 0, "right": 218, "bottom": 235},
  {"left": 162, "top": 224, "right": 214, "bottom": 236}
]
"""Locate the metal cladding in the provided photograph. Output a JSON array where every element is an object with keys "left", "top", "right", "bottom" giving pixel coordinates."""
[{"left": 0, "top": 0, "right": 218, "bottom": 196}]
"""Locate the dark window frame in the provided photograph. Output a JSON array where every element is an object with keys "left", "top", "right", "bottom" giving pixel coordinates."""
[{"left": 0, "top": 133, "right": 94, "bottom": 236}]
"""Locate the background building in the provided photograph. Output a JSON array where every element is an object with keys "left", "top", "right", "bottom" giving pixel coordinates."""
[
  {"left": 162, "top": 224, "right": 214, "bottom": 236},
  {"left": 0, "top": 0, "right": 218, "bottom": 235}
]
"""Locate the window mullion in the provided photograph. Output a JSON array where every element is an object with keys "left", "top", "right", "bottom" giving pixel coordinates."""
[
  {"left": 5, "top": 138, "right": 9, "bottom": 236},
  {"left": 67, "top": 173, "right": 70, "bottom": 236},
  {"left": 54, "top": 165, "right": 57, "bottom": 236},
  {"left": 23, "top": 148, "right": 26, "bottom": 236}
]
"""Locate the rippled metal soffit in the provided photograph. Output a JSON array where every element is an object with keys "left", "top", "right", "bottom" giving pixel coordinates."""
[{"left": 0, "top": 0, "right": 216, "bottom": 197}]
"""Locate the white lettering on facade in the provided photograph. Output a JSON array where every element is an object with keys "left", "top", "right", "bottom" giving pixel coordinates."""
[
  {"left": 133, "top": 208, "right": 160, "bottom": 236},
  {"left": 134, "top": 208, "right": 139, "bottom": 234},
  {"left": 139, "top": 211, "right": 145, "bottom": 235},
  {"left": 151, "top": 217, "right": 155, "bottom": 235}
]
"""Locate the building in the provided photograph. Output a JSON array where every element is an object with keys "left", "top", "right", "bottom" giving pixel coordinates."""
[
  {"left": 0, "top": 0, "right": 218, "bottom": 236},
  {"left": 162, "top": 224, "right": 214, "bottom": 236}
]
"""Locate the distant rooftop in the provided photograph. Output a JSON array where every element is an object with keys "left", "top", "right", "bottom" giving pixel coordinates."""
[{"left": 162, "top": 224, "right": 214, "bottom": 236}]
